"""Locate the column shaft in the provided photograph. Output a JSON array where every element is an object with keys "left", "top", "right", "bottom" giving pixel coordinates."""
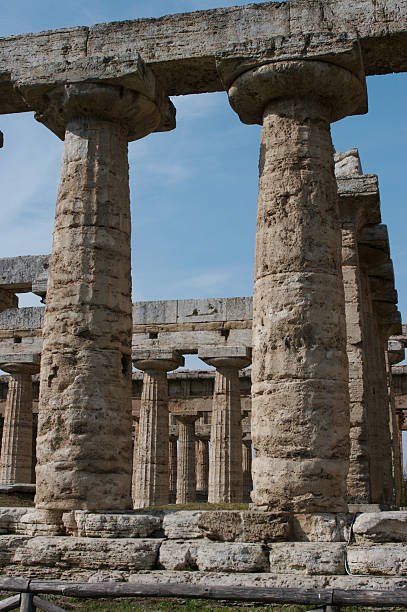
[
  {"left": 208, "top": 367, "right": 243, "bottom": 503},
  {"left": 169, "top": 435, "right": 178, "bottom": 494},
  {"left": 251, "top": 97, "right": 349, "bottom": 511},
  {"left": 196, "top": 439, "right": 209, "bottom": 496},
  {"left": 36, "top": 117, "right": 133, "bottom": 511},
  {"left": 176, "top": 416, "right": 197, "bottom": 504},
  {"left": 242, "top": 439, "right": 253, "bottom": 502},
  {"left": 133, "top": 370, "right": 169, "bottom": 508},
  {"left": 0, "top": 372, "right": 33, "bottom": 484},
  {"left": 342, "top": 223, "right": 372, "bottom": 503}
]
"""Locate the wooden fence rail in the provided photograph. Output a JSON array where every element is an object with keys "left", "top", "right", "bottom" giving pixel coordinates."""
[{"left": 1, "top": 576, "right": 407, "bottom": 611}]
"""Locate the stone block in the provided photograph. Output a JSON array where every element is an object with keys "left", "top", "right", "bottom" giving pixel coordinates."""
[
  {"left": 0, "top": 508, "right": 29, "bottom": 534},
  {"left": 12, "top": 536, "right": 162, "bottom": 572},
  {"left": 163, "top": 511, "right": 203, "bottom": 539},
  {"left": 347, "top": 544, "right": 407, "bottom": 575},
  {"left": 133, "top": 300, "right": 177, "bottom": 325},
  {"left": 269, "top": 543, "right": 346, "bottom": 575},
  {"left": 177, "top": 298, "right": 227, "bottom": 323},
  {"left": 65, "top": 511, "right": 162, "bottom": 538},
  {"left": 196, "top": 542, "right": 269, "bottom": 572},
  {"left": 241, "top": 512, "right": 290, "bottom": 542},
  {"left": 197, "top": 511, "right": 242, "bottom": 541},
  {"left": 353, "top": 512, "right": 407, "bottom": 543},
  {"left": 16, "top": 510, "right": 64, "bottom": 536},
  {"left": 159, "top": 540, "right": 200, "bottom": 570},
  {"left": 291, "top": 513, "right": 350, "bottom": 542}
]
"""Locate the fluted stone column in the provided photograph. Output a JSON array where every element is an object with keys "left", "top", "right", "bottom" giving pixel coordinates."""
[
  {"left": 133, "top": 350, "right": 184, "bottom": 508},
  {"left": 175, "top": 414, "right": 198, "bottom": 504},
  {"left": 131, "top": 415, "right": 140, "bottom": 501},
  {"left": 199, "top": 347, "right": 251, "bottom": 503},
  {"left": 21, "top": 65, "right": 175, "bottom": 513},
  {"left": 0, "top": 354, "right": 40, "bottom": 484},
  {"left": 221, "top": 58, "right": 366, "bottom": 511},
  {"left": 386, "top": 350, "right": 403, "bottom": 507},
  {"left": 339, "top": 196, "right": 377, "bottom": 504},
  {"left": 242, "top": 435, "right": 253, "bottom": 502},
  {"left": 169, "top": 433, "right": 178, "bottom": 496},
  {"left": 196, "top": 437, "right": 209, "bottom": 498}
]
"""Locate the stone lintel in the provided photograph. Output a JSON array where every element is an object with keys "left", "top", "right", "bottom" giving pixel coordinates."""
[
  {"left": 334, "top": 148, "right": 362, "bottom": 177},
  {"left": 0, "top": 255, "right": 49, "bottom": 293},
  {"left": 0, "top": 352, "right": 40, "bottom": 374},
  {"left": 199, "top": 345, "right": 252, "bottom": 369}
]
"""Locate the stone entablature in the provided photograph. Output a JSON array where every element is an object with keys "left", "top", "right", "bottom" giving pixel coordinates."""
[{"left": 0, "top": 0, "right": 406, "bottom": 117}]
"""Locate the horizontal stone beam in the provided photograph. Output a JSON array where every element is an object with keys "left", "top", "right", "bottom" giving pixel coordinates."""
[
  {"left": 0, "top": 0, "right": 406, "bottom": 114},
  {"left": 0, "top": 255, "right": 49, "bottom": 292}
]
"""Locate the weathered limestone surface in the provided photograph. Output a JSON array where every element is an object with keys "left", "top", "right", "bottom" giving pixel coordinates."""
[
  {"left": 0, "top": 0, "right": 406, "bottom": 115},
  {"left": 0, "top": 355, "right": 40, "bottom": 484},
  {"left": 133, "top": 350, "right": 184, "bottom": 508},
  {"left": 0, "top": 536, "right": 161, "bottom": 578},
  {"left": 269, "top": 543, "right": 346, "bottom": 575},
  {"left": 291, "top": 513, "right": 350, "bottom": 543},
  {"left": 199, "top": 346, "right": 251, "bottom": 504},
  {"left": 0, "top": 255, "right": 49, "bottom": 292},
  {"left": 353, "top": 511, "right": 407, "bottom": 543},
  {"left": 64, "top": 511, "right": 162, "bottom": 538},
  {"left": 347, "top": 544, "right": 407, "bottom": 575},
  {"left": 159, "top": 540, "right": 269, "bottom": 572},
  {"left": 225, "top": 60, "right": 366, "bottom": 512},
  {"left": 163, "top": 511, "right": 203, "bottom": 539},
  {"left": 197, "top": 511, "right": 290, "bottom": 543},
  {"left": 128, "top": 570, "right": 407, "bottom": 591}
]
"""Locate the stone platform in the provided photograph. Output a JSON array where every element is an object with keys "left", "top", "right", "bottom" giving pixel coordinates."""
[{"left": 0, "top": 509, "right": 407, "bottom": 586}]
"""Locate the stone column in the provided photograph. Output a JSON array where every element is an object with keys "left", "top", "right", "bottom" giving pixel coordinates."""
[
  {"left": 221, "top": 58, "right": 366, "bottom": 511},
  {"left": 0, "top": 354, "right": 40, "bottom": 484},
  {"left": 199, "top": 347, "right": 251, "bottom": 503},
  {"left": 169, "top": 432, "right": 178, "bottom": 496},
  {"left": 24, "top": 69, "right": 175, "bottom": 513},
  {"left": 386, "top": 350, "right": 403, "bottom": 507},
  {"left": 242, "top": 435, "right": 253, "bottom": 502},
  {"left": 338, "top": 191, "right": 378, "bottom": 504},
  {"left": 131, "top": 415, "right": 140, "bottom": 502},
  {"left": 132, "top": 350, "right": 184, "bottom": 508},
  {"left": 175, "top": 414, "right": 198, "bottom": 504},
  {"left": 196, "top": 437, "right": 209, "bottom": 498}
]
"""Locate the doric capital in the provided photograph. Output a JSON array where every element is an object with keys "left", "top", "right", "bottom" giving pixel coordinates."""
[
  {"left": 223, "top": 60, "right": 366, "bottom": 125},
  {"left": 198, "top": 346, "right": 251, "bottom": 370},
  {"left": 0, "top": 353, "right": 40, "bottom": 375},
  {"left": 31, "top": 82, "right": 174, "bottom": 142},
  {"left": 132, "top": 349, "right": 184, "bottom": 372}
]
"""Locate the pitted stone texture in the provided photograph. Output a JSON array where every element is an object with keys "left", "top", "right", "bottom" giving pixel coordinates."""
[
  {"left": 347, "top": 544, "right": 407, "bottom": 575},
  {"left": 334, "top": 149, "right": 363, "bottom": 177},
  {"left": 159, "top": 540, "right": 200, "bottom": 571},
  {"left": 353, "top": 512, "right": 407, "bottom": 543},
  {"left": 8, "top": 536, "right": 162, "bottom": 574},
  {"left": 15, "top": 509, "right": 64, "bottom": 536},
  {"left": 0, "top": 508, "right": 29, "bottom": 534},
  {"left": 196, "top": 542, "right": 269, "bottom": 573},
  {"left": 291, "top": 513, "right": 351, "bottom": 543},
  {"left": 35, "top": 106, "right": 134, "bottom": 512},
  {"left": 269, "top": 543, "right": 346, "bottom": 575},
  {"left": 128, "top": 570, "right": 407, "bottom": 591},
  {"left": 249, "top": 92, "right": 351, "bottom": 512},
  {"left": 198, "top": 511, "right": 290, "bottom": 543},
  {"left": 241, "top": 512, "right": 290, "bottom": 543},
  {"left": 198, "top": 511, "right": 243, "bottom": 541},
  {"left": 163, "top": 511, "right": 203, "bottom": 540},
  {"left": 63, "top": 511, "right": 162, "bottom": 538},
  {"left": 159, "top": 540, "right": 268, "bottom": 572}
]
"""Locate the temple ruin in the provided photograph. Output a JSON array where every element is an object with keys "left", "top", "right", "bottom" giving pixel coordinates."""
[{"left": 0, "top": 0, "right": 407, "bottom": 594}]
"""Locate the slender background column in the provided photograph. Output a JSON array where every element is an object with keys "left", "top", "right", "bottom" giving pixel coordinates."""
[
  {"left": 175, "top": 414, "right": 198, "bottom": 504},
  {"left": 0, "top": 355, "right": 40, "bottom": 484}
]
